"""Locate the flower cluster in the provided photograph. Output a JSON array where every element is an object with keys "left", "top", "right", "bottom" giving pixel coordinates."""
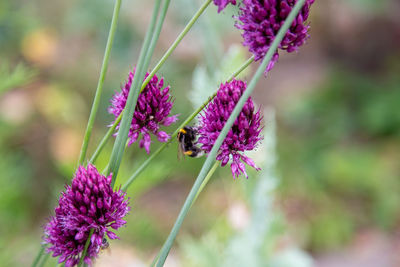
[
  {"left": 213, "top": 0, "right": 237, "bottom": 13},
  {"left": 43, "top": 165, "right": 129, "bottom": 266},
  {"left": 236, "top": 0, "right": 315, "bottom": 73},
  {"left": 197, "top": 79, "right": 263, "bottom": 178},
  {"left": 109, "top": 69, "right": 178, "bottom": 154}
]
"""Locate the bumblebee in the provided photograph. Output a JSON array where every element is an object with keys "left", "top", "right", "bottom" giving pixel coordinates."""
[{"left": 177, "top": 126, "right": 204, "bottom": 158}]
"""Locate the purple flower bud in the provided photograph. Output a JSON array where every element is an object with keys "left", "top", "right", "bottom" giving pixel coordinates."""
[
  {"left": 198, "top": 79, "right": 263, "bottom": 178},
  {"left": 108, "top": 68, "right": 178, "bottom": 154},
  {"left": 235, "top": 0, "right": 315, "bottom": 73},
  {"left": 43, "top": 164, "right": 130, "bottom": 266}
]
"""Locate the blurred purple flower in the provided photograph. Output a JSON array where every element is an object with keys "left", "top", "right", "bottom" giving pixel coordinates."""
[
  {"left": 213, "top": 0, "right": 237, "bottom": 12},
  {"left": 236, "top": 0, "right": 315, "bottom": 73},
  {"left": 108, "top": 69, "right": 178, "bottom": 154},
  {"left": 43, "top": 164, "right": 129, "bottom": 267},
  {"left": 198, "top": 79, "right": 263, "bottom": 178}
]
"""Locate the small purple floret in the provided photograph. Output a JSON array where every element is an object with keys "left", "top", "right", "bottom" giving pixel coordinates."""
[
  {"left": 108, "top": 69, "right": 178, "bottom": 154},
  {"left": 198, "top": 79, "right": 263, "bottom": 178},
  {"left": 213, "top": 0, "right": 237, "bottom": 12},
  {"left": 236, "top": 0, "right": 315, "bottom": 73},
  {"left": 43, "top": 164, "right": 129, "bottom": 266}
]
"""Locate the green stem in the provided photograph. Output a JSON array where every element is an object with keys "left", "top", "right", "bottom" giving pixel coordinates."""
[
  {"left": 37, "top": 253, "right": 49, "bottom": 267},
  {"left": 31, "top": 245, "right": 45, "bottom": 267},
  {"left": 77, "top": 0, "right": 122, "bottom": 166},
  {"left": 89, "top": 113, "right": 121, "bottom": 163},
  {"left": 154, "top": 1, "right": 306, "bottom": 266},
  {"left": 229, "top": 56, "right": 255, "bottom": 79},
  {"left": 78, "top": 229, "right": 94, "bottom": 267},
  {"left": 150, "top": 251, "right": 160, "bottom": 267},
  {"left": 141, "top": 0, "right": 212, "bottom": 90},
  {"left": 143, "top": 0, "right": 171, "bottom": 71},
  {"left": 107, "top": 0, "right": 162, "bottom": 186},
  {"left": 193, "top": 161, "right": 219, "bottom": 204},
  {"left": 120, "top": 56, "right": 254, "bottom": 191},
  {"left": 90, "top": 0, "right": 214, "bottom": 166}
]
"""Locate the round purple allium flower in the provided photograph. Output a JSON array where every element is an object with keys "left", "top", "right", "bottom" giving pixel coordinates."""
[
  {"left": 198, "top": 79, "right": 263, "bottom": 178},
  {"left": 43, "top": 164, "right": 129, "bottom": 266},
  {"left": 236, "top": 0, "right": 315, "bottom": 73},
  {"left": 109, "top": 69, "right": 178, "bottom": 154},
  {"left": 213, "top": 0, "right": 237, "bottom": 13}
]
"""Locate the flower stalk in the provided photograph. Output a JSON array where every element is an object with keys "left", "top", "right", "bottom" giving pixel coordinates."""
[
  {"left": 89, "top": 114, "right": 121, "bottom": 163},
  {"left": 77, "top": 0, "right": 122, "bottom": 166},
  {"left": 143, "top": 0, "right": 212, "bottom": 88},
  {"left": 154, "top": 1, "right": 306, "bottom": 265},
  {"left": 143, "top": 0, "right": 172, "bottom": 72},
  {"left": 31, "top": 246, "right": 45, "bottom": 267},
  {"left": 193, "top": 161, "right": 219, "bottom": 205}
]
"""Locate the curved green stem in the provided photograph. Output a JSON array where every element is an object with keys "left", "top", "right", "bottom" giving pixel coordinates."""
[
  {"left": 120, "top": 56, "right": 254, "bottom": 191},
  {"left": 154, "top": 1, "right": 306, "bottom": 266},
  {"left": 77, "top": 0, "right": 122, "bottom": 166}
]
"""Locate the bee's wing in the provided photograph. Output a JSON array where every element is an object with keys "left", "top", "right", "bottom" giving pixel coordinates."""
[
  {"left": 177, "top": 132, "right": 186, "bottom": 161},
  {"left": 177, "top": 140, "right": 186, "bottom": 161}
]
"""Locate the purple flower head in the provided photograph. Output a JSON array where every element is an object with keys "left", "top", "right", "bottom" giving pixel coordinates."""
[
  {"left": 213, "top": 0, "right": 237, "bottom": 13},
  {"left": 109, "top": 69, "right": 178, "bottom": 154},
  {"left": 198, "top": 79, "right": 263, "bottom": 178},
  {"left": 43, "top": 164, "right": 129, "bottom": 267},
  {"left": 236, "top": 0, "right": 315, "bottom": 73}
]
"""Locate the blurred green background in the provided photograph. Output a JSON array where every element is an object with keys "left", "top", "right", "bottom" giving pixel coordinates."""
[{"left": 1, "top": 0, "right": 400, "bottom": 266}]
